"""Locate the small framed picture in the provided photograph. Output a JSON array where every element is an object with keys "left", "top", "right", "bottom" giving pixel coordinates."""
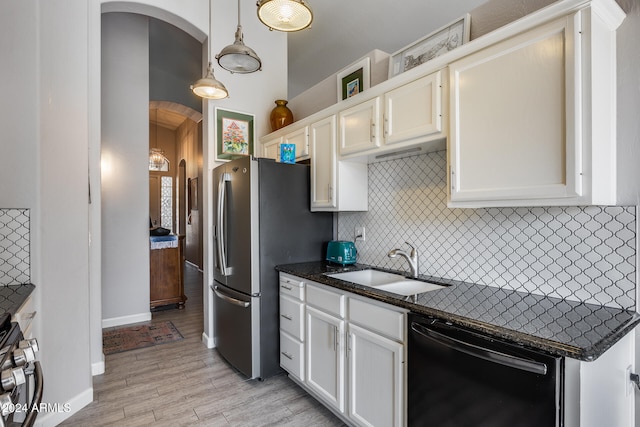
[
  {"left": 337, "top": 57, "right": 370, "bottom": 101},
  {"left": 389, "top": 14, "right": 471, "bottom": 78},
  {"left": 215, "top": 108, "right": 254, "bottom": 162}
]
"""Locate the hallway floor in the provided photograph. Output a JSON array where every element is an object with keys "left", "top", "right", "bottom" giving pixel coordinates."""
[{"left": 60, "top": 265, "right": 344, "bottom": 426}]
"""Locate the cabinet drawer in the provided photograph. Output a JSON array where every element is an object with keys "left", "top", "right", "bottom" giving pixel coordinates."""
[
  {"left": 280, "top": 332, "right": 304, "bottom": 381},
  {"left": 280, "top": 274, "right": 305, "bottom": 301},
  {"left": 280, "top": 295, "right": 304, "bottom": 340},
  {"left": 348, "top": 297, "right": 405, "bottom": 342},
  {"left": 306, "top": 283, "right": 345, "bottom": 318}
]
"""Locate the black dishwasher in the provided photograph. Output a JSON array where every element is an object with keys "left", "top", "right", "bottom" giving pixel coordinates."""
[{"left": 408, "top": 312, "right": 563, "bottom": 427}]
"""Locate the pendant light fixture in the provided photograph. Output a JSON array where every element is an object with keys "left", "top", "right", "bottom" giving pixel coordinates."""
[
  {"left": 256, "top": 0, "right": 313, "bottom": 32},
  {"left": 191, "top": 1, "right": 229, "bottom": 99},
  {"left": 217, "top": 0, "right": 262, "bottom": 73},
  {"left": 149, "top": 109, "right": 169, "bottom": 171}
]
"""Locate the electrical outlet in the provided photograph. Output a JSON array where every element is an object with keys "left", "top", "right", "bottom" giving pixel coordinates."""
[{"left": 355, "top": 226, "right": 366, "bottom": 242}]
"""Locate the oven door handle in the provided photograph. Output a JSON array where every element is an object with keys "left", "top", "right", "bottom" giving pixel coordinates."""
[
  {"left": 411, "top": 322, "right": 548, "bottom": 375},
  {"left": 22, "top": 361, "right": 43, "bottom": 427}
]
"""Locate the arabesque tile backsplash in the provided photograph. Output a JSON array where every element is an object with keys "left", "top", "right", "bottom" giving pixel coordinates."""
[
  {"left": 337, "top": 151, "right": 636, "bottom": 310},
  {"left": 0, "top": 209, "right": 30, "bottom": 285}
]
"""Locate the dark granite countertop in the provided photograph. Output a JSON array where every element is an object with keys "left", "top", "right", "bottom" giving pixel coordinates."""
[
  {"left": 0, "top": 284, "right": 35, "bottom": 318},
  {"left": 276, "top": 261, "right": 640, "bottom": 361}
]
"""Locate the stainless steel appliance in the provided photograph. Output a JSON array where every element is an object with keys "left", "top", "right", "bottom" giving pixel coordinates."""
[
  {"left": 408, "top": 312, "right": 563, "bottom": 426},
  {"left": 0, "top": 314, "right": 42, "bottom": 427},
  {"left": 213, "top": 157, "right": 333, "bottom": 379}
]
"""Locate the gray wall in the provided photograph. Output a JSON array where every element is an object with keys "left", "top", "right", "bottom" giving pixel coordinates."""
[
  {"left": 101, "top": 13, "right": 151, "bottom": 324},
  {"left": 149, "top": 18, "right": 203, "bottom": 113}
]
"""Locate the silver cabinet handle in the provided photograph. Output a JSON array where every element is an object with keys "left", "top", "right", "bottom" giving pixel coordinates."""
[
  {"left": 370, "top": 119, "right": 375, "bottom": 142},
  {"left": 333, "top": 326, "right": 339, "bottom": 352},
  {"left": 281, "top": 284, "right": 293, "bottom": 291},
  {"left": 281, "top": 314, "right": 293, "bottom": 321},
  {"left": 450, "top": 167, "right": 455, "bottom": 192},
  {"left": 281, "top": 351, "right": 293, "bottom": 360}
]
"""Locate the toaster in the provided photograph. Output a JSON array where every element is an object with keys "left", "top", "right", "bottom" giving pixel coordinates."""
[{"left": 326, "top": 240, "right": 357, "bottom": 265}]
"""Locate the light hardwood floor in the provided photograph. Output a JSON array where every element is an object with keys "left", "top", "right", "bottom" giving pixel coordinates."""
[{"left": 60, "top": 264, "right": 345, "bottom": 426}]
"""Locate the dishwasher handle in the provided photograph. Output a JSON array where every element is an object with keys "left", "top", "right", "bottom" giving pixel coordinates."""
[{"left": 411, "top": 321, "right": 548, "bottom": 375}]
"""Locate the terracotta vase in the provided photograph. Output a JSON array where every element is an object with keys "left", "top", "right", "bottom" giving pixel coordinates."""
[{"left": 270, "top": 100, "right": 294, "bottom": 131}]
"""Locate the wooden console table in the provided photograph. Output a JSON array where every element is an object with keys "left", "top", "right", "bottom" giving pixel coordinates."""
[{"left": 150, "top": 234, "right": 186, "bottom": 309}]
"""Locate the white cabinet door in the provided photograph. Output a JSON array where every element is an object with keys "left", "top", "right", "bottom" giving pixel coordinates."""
[
  {"left": 449, "top": 16, "right": 580, "bottom": 206},
  {"left": 339, "top": 97, "right": 381, "bottom": 156},
  {"left": 348, "top": 323, "right": 404, "bottom": 427},
  {"left": 384, "top": 71, "right": 442, "bottom": 146},
  {"left": 283, "top": 126, "right": 309, "bottom": 159},
  {"left": 306, "top": 305, "right": 346, "bottom": 413},
  {"left": 262, "top": 137, "right": 282, "bottom": 161},
  {"left": 310, "top": 116, "right": 337, "bottom": 210}
]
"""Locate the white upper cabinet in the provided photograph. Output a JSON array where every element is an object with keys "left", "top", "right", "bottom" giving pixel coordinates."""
[
  {"left": 283, "top": 126, "right": 309, "bottom": 160},
  {"left": 311, "top": 115, "right": 368, "bottom": 212},
  {"left": 339, "top": 97, "right": 381, "bottom": 156},
  {"left": 384, "top": 71, "right": 443, "bottom": 147},
  {"left": 262, "top": 136, "right": 281, "bottom": 161},
  {"left": 338, "top": 71, "right": 445, "bottom": 160},
  {"left": 448, "top": 4, "right": 622, "bottom": 207},
  {"left": 310, "top": 116, "right": 337, "bottom": 210}
]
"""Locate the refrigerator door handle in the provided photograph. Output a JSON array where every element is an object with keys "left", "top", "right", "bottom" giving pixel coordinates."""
[
  {"left": 212, "top": 285, "right": 250, "bottom": 308},
  {"left": 217, "top": 172, "right": 232, "bottom": 276}
]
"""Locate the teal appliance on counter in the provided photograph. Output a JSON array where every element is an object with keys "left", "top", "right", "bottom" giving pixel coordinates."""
[{"left": 326, "top": 240, "right": 357, "bottom": 265}]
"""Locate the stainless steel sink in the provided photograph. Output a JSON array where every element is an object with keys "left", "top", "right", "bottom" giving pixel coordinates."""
[{"left": 327, "top": 269, "right": 445, "bottom": 296}]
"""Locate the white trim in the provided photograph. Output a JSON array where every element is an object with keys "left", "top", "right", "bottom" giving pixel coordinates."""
[
  {"left": 34, "top": 387, "right": 93, "bottom": 427},
  {"left": 101, "top": 312, "right": 151, "bottom": 328},
  {"left": 91, "top": 357, "right": 105, "bottom": 376},
  {"left": 202, "top": 331, "right": 215, "bottom": 348}
]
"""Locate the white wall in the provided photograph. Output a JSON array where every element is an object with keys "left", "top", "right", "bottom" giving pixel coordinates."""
[
  {"left": 0, "top": 0, "right": 96, "bottom": 424},
  {"left": 101, "top": 13, "right": 152, "bottom": 326}
]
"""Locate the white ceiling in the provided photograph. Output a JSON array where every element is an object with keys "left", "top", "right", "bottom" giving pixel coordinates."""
[{"left": 287, "top": 0, "right": 488, "bottom": 98}]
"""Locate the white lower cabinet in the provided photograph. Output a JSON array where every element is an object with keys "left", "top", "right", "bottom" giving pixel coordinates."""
[
  {"left": 306, "top": 305, "right": 346, "bottom": 412},
  {"left": 348, "top": 323, "right": 404, "bottom": 427},
  {"left": 279, "top": 273, "right": 406, "bottom": 427}
]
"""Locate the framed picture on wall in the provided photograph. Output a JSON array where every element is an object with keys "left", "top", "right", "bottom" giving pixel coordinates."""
[
  {"left": 389, "top": 14, "right": 471, "bottom": 78},
  {"left": 337, "top": 57, "right": 370, "bottom": 101},
  {"left": 215, "top": 108, "right": 254, "bottom": 162}
]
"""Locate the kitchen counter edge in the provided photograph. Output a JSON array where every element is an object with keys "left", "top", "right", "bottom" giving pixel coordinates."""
[{"left": 275, "top": 262, "right": 640, "bottom": 362}]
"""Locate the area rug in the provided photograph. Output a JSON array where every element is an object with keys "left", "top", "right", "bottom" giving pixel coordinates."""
[{"left": 103, "top": 320, "right": 184, "bottom": 355}]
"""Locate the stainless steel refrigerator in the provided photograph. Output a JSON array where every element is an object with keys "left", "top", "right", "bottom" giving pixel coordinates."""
[{"left": 212, "top": 156, "right": 333, "bottom": 379}]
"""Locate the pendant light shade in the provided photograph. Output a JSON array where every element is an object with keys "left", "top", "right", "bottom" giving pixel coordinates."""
[
  {"left": 217, "top": 0, "right": 262, "bottom": 73},
  {"left": 191, "top": 62, "right": 229, "bottom": 99},
  {"left": 191, "top": 1, "right": 229, "bottom": 99},
  {"left": 256, "top": 0, "right": 313, "bottom": 32}
]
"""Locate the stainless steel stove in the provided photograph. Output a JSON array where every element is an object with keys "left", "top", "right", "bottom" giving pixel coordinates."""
[{"left": 0, "top": 314, "right": 41, "bottom": 427}]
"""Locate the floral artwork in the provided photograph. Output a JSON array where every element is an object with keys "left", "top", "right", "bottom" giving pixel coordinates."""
[
  {"left": 222, "top": 118, "right": 249, "bottom": 155},
  {"left": 215, "top": 108, "right": 254, "bottom": 161}
]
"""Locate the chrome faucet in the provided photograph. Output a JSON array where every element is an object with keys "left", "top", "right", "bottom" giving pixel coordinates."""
[{"left": 388, "top": 242, "right": 419, "bottom": 278}]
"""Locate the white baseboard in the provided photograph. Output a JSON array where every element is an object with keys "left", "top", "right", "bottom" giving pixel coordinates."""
[
  {"left": 92, "top": 357, "right": 105, "bottom": 376},
  {"left": 34, "top": 387, "right": 93, "bottom": 427},
  {"left": 202, "top": 331, "right": 215, "bottom": 348},
  {"left": 101, "top": 312, "right": 151, "bottom": 328}
]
